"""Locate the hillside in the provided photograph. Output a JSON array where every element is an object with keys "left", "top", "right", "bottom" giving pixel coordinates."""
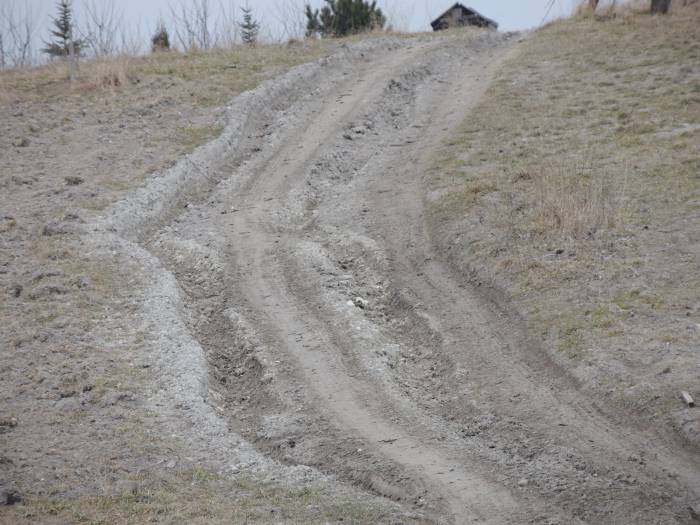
[
  {"left": 429, "top": 6, "right": 700, "bottom": 448},
  {"left": 1, "top": 7, "right": 699, "bottom": 525}
]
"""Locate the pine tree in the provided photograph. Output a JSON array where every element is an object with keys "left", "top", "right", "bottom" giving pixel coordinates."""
[
  {"left": 650, "top": 0, "right": 671, "bottom": 13},
  {"left": 151, "top": 23, "right": 170, "bottom": 52},
  {"left": 305, "top": 0, "right": 385, "bottom": 38},
  {"left": 240, "top": 6, "right": 259, "bottom": 46},
  {"left": 43, "top": 0, "right": 84, "bottom": 57}
]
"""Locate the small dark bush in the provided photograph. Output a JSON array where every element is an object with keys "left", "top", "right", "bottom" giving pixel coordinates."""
[{"left": 152, "top": 24, "right": 170, "bottom": 52}]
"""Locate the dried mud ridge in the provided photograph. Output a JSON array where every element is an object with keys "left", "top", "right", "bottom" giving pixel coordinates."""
[{"left": 92, "top": 33, "right": 700, "bottom": 523}]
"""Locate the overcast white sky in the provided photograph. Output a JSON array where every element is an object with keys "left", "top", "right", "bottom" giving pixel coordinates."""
[
  {"left": 22, "top": 0, "right": 575, "bottom": 34},
  {"left": 7, "top": 1, "right": 577, "bottom": 61}
]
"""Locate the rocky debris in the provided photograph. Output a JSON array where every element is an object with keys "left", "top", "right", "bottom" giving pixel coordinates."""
[
  {"left": 65, "top": 176, "right": 84, "bottom": 186},
  {"left": 32, "top": 270, "right": 64, "bottom": 282},
  {"left": 0, "top": 216, "right": 17, "bottom": 233},
  {"left": 0, "top": 485, "right": 21, "bottom": 506},
  {"left": 13, "top": 137, "right": 30, "bottom": 148},
  {"left": 63, "top": 211, "right": 82, "bottom": 222},
  {"left": 518, "top": 478, "right": 529, "bottom": 487},
  {"left": 28, "top": 285, "right": 70, "bottom": 300},
  {"left": 353, "top": 297, "right": 369, "bottom": 309},
  {"left": 42, "top": 220, "right": 69, "bottom": 236},
  {"left": 343, "top": 123, "right": 372, "bottom": 140},
  {"left": 71, "top": 276, "right": 91, "bottom": 289},
  {"left": 0, "top": 418, "right": 18, "bottom": 433},
  {"left": 9, "top": 284, "right": 22, "bottom": 298}
]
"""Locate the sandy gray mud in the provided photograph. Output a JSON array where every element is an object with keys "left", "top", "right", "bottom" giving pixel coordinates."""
[{"left": 95, "top": 32, "right": 700, "bottom": 523}]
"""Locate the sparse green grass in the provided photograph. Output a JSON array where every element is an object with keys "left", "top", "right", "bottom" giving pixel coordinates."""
[
  {"left": 2, "top": 470, "right": 396, "bottom": 525},
  {"left": 175, "top": 124, "right": 225, "bottom": 151}
]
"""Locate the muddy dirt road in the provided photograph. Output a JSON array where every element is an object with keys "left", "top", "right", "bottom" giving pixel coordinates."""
[{"left": 98, "top": 32, "right": 700, "bottom": 523}]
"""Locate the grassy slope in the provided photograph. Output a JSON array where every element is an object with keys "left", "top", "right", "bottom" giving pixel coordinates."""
[
  {"left": 0, "top": 42, "right": 326, "bottom": 184},
  {"left": 429, "top": 9, "right": 700, "bottom": 443},
  {"left": 5, "top": 473, "right": 393, "bottom": 524}
]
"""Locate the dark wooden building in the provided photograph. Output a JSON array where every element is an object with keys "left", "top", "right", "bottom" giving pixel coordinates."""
[{"left": 431, "top": 3, "right": 498, "bottom": 31}]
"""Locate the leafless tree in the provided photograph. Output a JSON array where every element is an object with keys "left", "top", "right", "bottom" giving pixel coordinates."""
[
  {"left": 119, "top": 22, "right": 144, "bottom": 56},
  {"left": 170, "top": 0, "right": 213, "bottom": 51},
  {"left": 650, "top": 0, "right": 672, "bottom": 13},
  {"left": 81, "top": 0, "right": 124, "bottom": 57},
  {"left": 0, "top": 1, "right": 37, "bottom": 67},
  {"left": 382, "top": 0, "right": 413, "bottom": 32},
  {"left": 214, "top": 1, "right": 239, "bottom": 47},
  {"left": 0, "top": 26, "right": 5, "bottom": 68},
  {"left": 198, "top": 0, "right": 212, "bottom": 48},
  {"left": 272, "top": 0, "right": 306, "bottom": 41}
]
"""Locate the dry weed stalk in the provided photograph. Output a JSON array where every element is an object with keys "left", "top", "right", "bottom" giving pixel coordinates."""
[
  {"left": 502, "top": 159, "right": 628, "bottom": 246},
  {"left": 85, "top": 54, "right": 132, "bottom": 88},
  {"left": 529, "top": 160, "right": 626, "bottom": 241}
]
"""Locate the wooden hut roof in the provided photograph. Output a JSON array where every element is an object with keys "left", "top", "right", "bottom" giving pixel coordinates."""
[{"left": 430, "top": 3, "right": 498, "bottom": 30}]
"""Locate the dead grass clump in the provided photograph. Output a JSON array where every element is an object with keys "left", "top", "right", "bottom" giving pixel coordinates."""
[
  {"left": 0, "top": 41, "right": 325, "bottom": 106},
  {"left": 5, "top": 471, "right": 397, "bottom": 524},
  {"left": 83, "top": 56, "right": 134, "bottom": 89},
  {"left": 428, "top": 6, "right": 700, "bottom": 437},
  {"left": 526, "top": 162, "right": 625, "bottom": 240}
]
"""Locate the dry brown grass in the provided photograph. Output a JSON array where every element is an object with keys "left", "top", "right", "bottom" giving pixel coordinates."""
[
  {"left": 0, "top": 41, "right": 325, "bottom": 106},
  {"left": 429, "top": 8, "right": 700, "bottom": 434},
  {"left": 1, "top": 469, "right": 399, "bottom": 525},
  {"left": 507, "top": 160, "right": 625, "bottom": 242},
  {"left": 574, "top": 0, "right": 700, "bottom": 16}
]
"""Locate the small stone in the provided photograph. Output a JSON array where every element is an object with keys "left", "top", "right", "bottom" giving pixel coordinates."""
[
  {"left": 517, "top": 478, "right": 529, "bottom": 487},
  {"left": 353, "top": 297, "right": 369, "bottom": 309},
  {"left": 71, "top": 276, "right": 91, "bottom": 289},
  {"left": 0, "top": 217, "right": 16, "bottom": 233},
  {"left": 65, "top": 176, "right": 84, "bottom": 186},
  {"left": 0, "top": 418, "right": 18, "bottom": 432},
  {"left": 27, "top": 285, "right": 69, "bottom": 300},
  {"left": 42, "top": 221, "right": 67, "bottom": 236},
  {"left": 14, "top": 138, "right": 29, "bottom": 148},
  {"left": 0, "top": 486, "right": 21, "bottom": 505}
]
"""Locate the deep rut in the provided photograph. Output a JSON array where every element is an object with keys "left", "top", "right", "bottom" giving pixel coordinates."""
[{"left": 142, "top": 32, "right": 700, "bottom": 524}]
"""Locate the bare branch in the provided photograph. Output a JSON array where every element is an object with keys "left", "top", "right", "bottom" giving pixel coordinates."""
[
  {"left": 214, "top": 1, "right": 239, "bottom": 48},
  {"left": 81, "top": 0, "right": 124, "bottom": 57},
  {"left": 272, "top": 0, "right": 306, "bottom": 41},
  {"left": 169, "top": 0, "right": 213, "bottom": 51},
  {"left": 119, "top": 21, "right": 143, "bottom": 56},
  {"left": 0, "top": 1, "right": 37, "bottom": 67},
  {"left": 0, "top": 31, "right": 5, "bottom": 69}
]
